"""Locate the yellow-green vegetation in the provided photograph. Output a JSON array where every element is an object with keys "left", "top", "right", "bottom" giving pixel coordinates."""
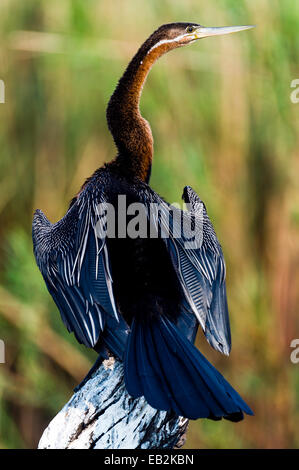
[{"left": 0, "top": 0, "right": 299, "bottom": 449}]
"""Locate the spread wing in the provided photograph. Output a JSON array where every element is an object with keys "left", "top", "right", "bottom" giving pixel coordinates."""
[
  {"left": 33, "top": 171, "right": 231, "bottom": 357},
  {"left": 32, "top": 188, "right": 126, "bottom": 350},
  {"left": 140, "top": 184, "right": 231, "bottom": 355}
]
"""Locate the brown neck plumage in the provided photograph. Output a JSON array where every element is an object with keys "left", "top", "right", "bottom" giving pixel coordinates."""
[{"left": 106, "top": 37, "right": 176, "bottom": 182}]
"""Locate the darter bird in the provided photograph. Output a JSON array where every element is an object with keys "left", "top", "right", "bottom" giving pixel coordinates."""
[{"left": 33, "top": 22, "right": 255, "bottom": 421}]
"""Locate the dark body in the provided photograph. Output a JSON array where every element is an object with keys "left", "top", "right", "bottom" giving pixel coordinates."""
[
  {"left": 78, "top": 166, "right": 183, "bottom": 327},
  {"left": 109, "top": 237, "right": 182, "bottom": 326},
  {"left": 107, "top": 198, "right": 182, "bottom": 327},
  {"left": 33, "top": 23, "right": 254, "bottom": 421}
]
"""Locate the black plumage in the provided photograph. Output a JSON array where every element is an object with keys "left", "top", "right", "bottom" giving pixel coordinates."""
[{"left": 32, "top": 22, "right": 254, "bottom": 421}]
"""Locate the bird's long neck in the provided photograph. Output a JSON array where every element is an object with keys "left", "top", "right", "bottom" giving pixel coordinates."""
[{"left": 106, "top": 38, "right": 171, "bottom": 182}]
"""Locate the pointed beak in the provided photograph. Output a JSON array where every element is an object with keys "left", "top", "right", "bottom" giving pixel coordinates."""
[{"left": 193, "top": 24, "right": 256, "bottom": 39}]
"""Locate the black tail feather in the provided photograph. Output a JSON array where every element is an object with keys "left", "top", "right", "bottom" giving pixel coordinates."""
[{"left": 125, "top": 316, "right": 253, "bottom": 421}]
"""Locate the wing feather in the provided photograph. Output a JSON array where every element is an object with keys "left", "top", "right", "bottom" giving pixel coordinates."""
[
  {"left": 141, "top": 184, "right": 231, "bottom": 355},
  {"left": 32, "top": 186, "right": 123, "bottom": 349}
]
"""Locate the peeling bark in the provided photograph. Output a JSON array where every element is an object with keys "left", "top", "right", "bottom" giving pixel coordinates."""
[{"left": 38, "top": 358, "right": 188, "bottom": 449}]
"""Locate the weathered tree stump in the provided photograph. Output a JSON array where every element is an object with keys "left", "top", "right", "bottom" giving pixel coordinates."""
[{"left": 38, "top": 357, "right": 188, "bottom": 449}]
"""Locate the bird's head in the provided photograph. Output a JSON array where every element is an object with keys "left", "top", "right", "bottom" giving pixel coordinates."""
[{"left": 145, "top": 22, "right": 255, "bottom": 55}]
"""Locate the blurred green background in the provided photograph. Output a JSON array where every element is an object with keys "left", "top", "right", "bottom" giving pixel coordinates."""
[{"left": 0, "top": 0, "right": 299, "bottom": 449}]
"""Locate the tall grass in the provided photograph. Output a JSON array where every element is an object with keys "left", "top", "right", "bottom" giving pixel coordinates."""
[{"left": 0, "top": 0, "right": 298, "bottom": 448}]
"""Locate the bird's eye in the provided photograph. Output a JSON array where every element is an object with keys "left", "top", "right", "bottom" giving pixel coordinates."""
[{"left": 186, "top": 26, "right": 195, "bottom": 33}]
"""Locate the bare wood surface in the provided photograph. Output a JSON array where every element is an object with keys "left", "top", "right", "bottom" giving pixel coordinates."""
[{"left": 38, "top": 357, "right": 188, "bottom": 449}]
